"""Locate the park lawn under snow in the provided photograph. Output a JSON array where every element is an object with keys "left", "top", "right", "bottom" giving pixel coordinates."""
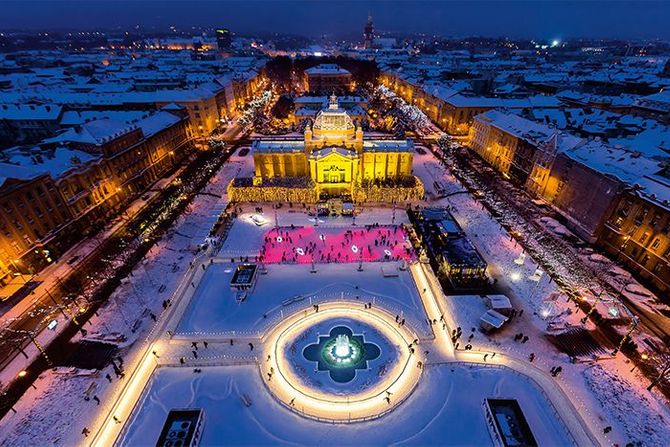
[
  {"left": 176, "top": 262, "right": 431, "bottom": 338},
  {"left": 120, "top": 363, "right": 574, "bottom": 446}
]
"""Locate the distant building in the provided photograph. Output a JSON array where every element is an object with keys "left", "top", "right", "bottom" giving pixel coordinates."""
[
  {"left": 0, "top": 104, "right": 63, "bottom": 149},
  {"left": 363, "top": 15, "right": 374, "bottom": 50},
  {"left": 304, "top": 64, "right": 353, "bottom": 95},
  {"left": 216, "top": 28, "right": 232, "bottom": 51}
]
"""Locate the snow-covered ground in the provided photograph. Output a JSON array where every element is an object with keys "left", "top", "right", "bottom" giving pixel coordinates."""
[
  {"left": 0, "top": 147, "right": 254, "bottom": 446},
  {"left": 176, "top": 262, "right": 431, "bottom": 338},
  {"left": 119, "top": 363, "right": 574, "bottom": 446},
  {"left": 412, "top": 146, "right": 670, "bottom": 446},
  {"left": 4, "top": 139, "right": 668, "bottom": 447}
]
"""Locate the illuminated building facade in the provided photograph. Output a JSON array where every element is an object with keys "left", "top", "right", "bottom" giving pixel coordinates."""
[{"left": 231, "top": 95, "right": 422, "bottom": 202}]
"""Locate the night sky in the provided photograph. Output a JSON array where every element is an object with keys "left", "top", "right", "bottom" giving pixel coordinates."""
[{"left": 1, "top": 0, "right": 669, "bottom": 39}]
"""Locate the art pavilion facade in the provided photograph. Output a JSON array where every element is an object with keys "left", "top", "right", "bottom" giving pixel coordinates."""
[{"left": 229, "top": 96, "right": 424, "bottom": 203}]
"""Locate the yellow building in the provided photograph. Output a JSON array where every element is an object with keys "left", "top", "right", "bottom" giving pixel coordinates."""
[{"left": 236, "top": 95, "right": 421, "bottom": 202}]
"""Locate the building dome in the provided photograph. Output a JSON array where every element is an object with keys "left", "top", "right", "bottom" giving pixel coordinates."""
[{"left": 312, "top": 108, "right": 355, "bottom": 134}]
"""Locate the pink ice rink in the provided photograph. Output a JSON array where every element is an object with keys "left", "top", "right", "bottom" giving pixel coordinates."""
[{"left": 259, "top": 225, "right": 414, "bottom": 264}]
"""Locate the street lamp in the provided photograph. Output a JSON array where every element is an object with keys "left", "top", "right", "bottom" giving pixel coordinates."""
[{"left": 630, "top": 353, "right": 648, "bottom": 372}]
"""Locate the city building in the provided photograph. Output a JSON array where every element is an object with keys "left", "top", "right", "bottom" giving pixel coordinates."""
[
  {"left": 304, "top": 64, "right": 353, "bottom": 95},
  {"left": 229, "top": 95, "right": 422, "bottom": 203},
  {"left": 0, "top": 104, "right": 63, "bottom": 149},
  {"left": 599, "top": 173, "right": 670, "bottom": 293},
  {"left": 0, "top": 109, "right": 191, "bottom": 284},
  {"left": 470, "top": 110, "right": 581, "bottom": 185},
  {"left": 216, "top": 28, "right": 232, "bottom": 51},
  {"left": 363, "top": 15, "right": 374, "bottom": 50}
]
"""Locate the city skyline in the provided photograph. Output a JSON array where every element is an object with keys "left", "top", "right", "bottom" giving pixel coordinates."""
[
  {"left": 1, "top": 0, "right": 669, "bottom": 40},
  {"left": 0, "top": 2, "right": 669, "bottom": 446}
]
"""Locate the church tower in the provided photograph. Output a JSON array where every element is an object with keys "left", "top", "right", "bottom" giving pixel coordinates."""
[{"left": 363, "top": 15, "right": 374, "bottom": 49}]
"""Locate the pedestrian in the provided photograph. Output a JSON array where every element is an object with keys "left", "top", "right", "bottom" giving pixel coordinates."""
[
  {"left": 113, "top": 416, "right": 121, "bottom": 424},
  {"left": 193, "top": 350, "right": 198, "bottom": 358},
  {"left": 249, "top": 342, "right": 254, "bottom": 351},
  {"left": 522, "top": 335, "right": 529, "bottom": 343},
  {"left": 491, "top": 352, "right": 495, "bottom": 358},
  {"left": 230, "top": 339, "right": 234, "bottom": 346},
  {"left": 149, "top": 312, "right": 157, "bottom": 321},
  {"left": 519, "top": 309, "right": 524, "bottom": 317},
  {"left": 603, "top": 426, "right": 612, "bottom": 434},
  {"left": 152, "top": 350, "right": 159, "bottom": 359},
  {"left": 180, "top": 357, "right": 185, "bottom": 365},
  {"left": 483, "top": 354, "right": 488, "bottom": 362},
  {"left": 529, "top": 353, "right": 535, "bottom": 362},
  {"left": 105, "top": 373, "right": 112, "bottom": 383},
  {"left": 203, "top": 341, "right": 208, "bottom": 349},
  {"left": 192, "top": 341, "right": 198, "bottom": 350},
  {"left": 93, "top": 395, "right": 100, "bottom": 405},
  {"left": 82, "top": 427, "right": 90, "bottom": 437},
  {"left": 290, "top": 398, "right": 295, "bottom": 406}
]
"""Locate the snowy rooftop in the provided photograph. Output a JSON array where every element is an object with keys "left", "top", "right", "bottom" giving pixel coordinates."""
[
  {"left": 477, "top": 110, "right": 582, "bottom": 151},
  {"left": 45, "top": 118, "right": 138, "bottom": 146},
  {"left": 0, "top": 103, "right": 62, "bottom": 120},
  {"left": 2, "top": 146, "right": 99, "bottom": 180},
  {"left": 305, "top": 64, "right": 351, "bottom": 75}
]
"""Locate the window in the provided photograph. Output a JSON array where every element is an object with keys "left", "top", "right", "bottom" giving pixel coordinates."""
[
  {"left": 651, "top": 238, "right": 661, "bottom": 250},
  {"left": 639, "top": 232, "right": 649, "bottom": 244}
]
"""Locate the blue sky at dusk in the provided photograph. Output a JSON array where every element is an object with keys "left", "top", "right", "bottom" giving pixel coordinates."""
[{"left": 0, "top": 0, "right": 669, "bottom": 39}]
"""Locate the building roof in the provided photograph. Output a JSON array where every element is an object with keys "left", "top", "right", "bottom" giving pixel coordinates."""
[
  {"left": 0, "top": 103, "right": 62, "bottom": 120},
  {"left": 305, "top": 64, "right": 351, "bottom": 76},
  {"left": 362, "top": 139, "right": 414, "bottom": 153}
]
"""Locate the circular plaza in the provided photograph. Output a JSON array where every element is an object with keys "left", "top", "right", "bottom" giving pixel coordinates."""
[{"left": 261, "top": 301, "right": 424, "bottom": 422}]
